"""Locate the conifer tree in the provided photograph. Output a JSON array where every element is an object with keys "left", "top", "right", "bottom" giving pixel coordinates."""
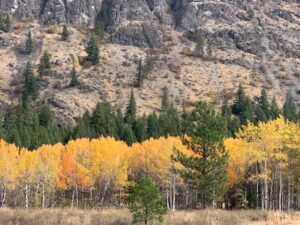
[
  {"left": 129, "top": 176, "right": 167, "bottom": 225},
  {"left": 174, "top": 102, "right": 228, "bottom": 208},
  {"left": 2, "top": 14, "right": 12, "bottom": 32},
  {"left": 207, "top": 41, "right": 213, "bottom": 57},
  {"left": 38, "top": 50, "right": 51, "bottom": 76},
  {"left": 85, "top": 35, "right": 99, "bottom": 65},
  {"left": 61, "top": 25, "right": 70, "bottom": 41},
  {"left": 121, "top": 125, "right": 136, "bottom": 146},
  {"left": 94, "top": 2, "right": 109, "bottom": 38},
  {"left": 135, "top": 59, "right": 144, "bottom": 88},
  {"left": 133, "top": 116, "right": 147, "bottom": 142},
  {"left": 161, "top": 86, "right": 170, "bottom": 113},
  {"left": 232, "top": 84, "right": 254, "bottom": 125},
  {"left": 283, "top": 91, "right": 298, "bottom": 122},
  {"left": 269, "top": 97, "right": 280, "bottom": 119},
  {"left": 159, "top": 104, "right": 181, "bottom": 137},
  {"left": 0, "top": 16, "right": 4, "bottom": 31},
  {"left": 195, "top": 33, "right": 204, "bottom": 56},
  {"left": 23, "top": 62, "right": 38, "bottom": 100},
  {"left": 69, "top": 66, "right": 79, "bottom": 87},
  {"left": 73, "top": 111, "right": 92, "bottom": 139},
  {"left": 38, "top": 105, "right": 52, "bottom": 127},
  {"left": 143, "top": 53, "right": 155, "bottom": 78},
  {"left": 25, "top": 31, "right": 34, "bottom": 54},
  {"left": 258, "top": 89, "right": 270, "bottom": 118},
  {"left": 146, "top": 112, "right": 160, "bottom": 139},
  {"left": 125, "top": 89, "right": 137, "bottom": 124}
]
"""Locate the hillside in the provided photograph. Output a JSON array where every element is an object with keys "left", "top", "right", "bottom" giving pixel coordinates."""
[{"left": 0, "top": 0, "right": 299, "bottom": 125}]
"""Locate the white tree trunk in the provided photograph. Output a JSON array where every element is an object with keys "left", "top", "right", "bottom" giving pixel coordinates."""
[
  {"left": 25, "top": 183, "right": 29, "bottom": 209},
  {"left": 288, "top": 151, "right": 292, "bottom": 210},
  {"left": 172, "top": 174, "right": 176, "bottom": 211},
  {"left": 279, "top": 163, "right": 283, "bottom": 211},
  {"left": 71, "top": 189, "right": 75, "bottom": 208},
  {"left": 256, "top": 162, "right": 259, "bottom": 209},
  {"left": 263, "top": 158, "right": 268, "bottom": 210},
  {"left": 42, "top": 183, "right": 45, "bottom": 208},
  {"left": 100, "top": 179, "right": 111, "bottom": 206}
]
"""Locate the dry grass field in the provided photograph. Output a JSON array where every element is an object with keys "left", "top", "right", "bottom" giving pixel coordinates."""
[{"left": 0, "top": 208, "right": 299, "bottom": 225}]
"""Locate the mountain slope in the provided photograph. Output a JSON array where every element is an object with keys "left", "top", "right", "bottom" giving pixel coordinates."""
[{"left": 0, "top": 0, "right": 299, "bottom": 124}]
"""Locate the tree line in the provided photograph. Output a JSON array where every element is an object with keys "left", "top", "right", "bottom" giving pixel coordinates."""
[{"left": 0, "top": 115, "right": 299, "bottom": 210}]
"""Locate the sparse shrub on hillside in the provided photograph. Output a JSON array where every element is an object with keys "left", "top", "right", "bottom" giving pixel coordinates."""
[
  {"left": 61, "top": 25, "right": 70, "bottom": 41},
  {"left": 46, "top": 25, "right": 59, "bottom": 34},
  {"left": 0, "top": 14, "right": 12, "bottom": 32},
  {"left": 247, "top": 8, "right": 255, "bottom": 20}
]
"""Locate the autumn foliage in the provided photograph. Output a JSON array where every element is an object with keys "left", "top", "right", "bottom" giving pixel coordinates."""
[{"left": 0, "top": 136, "right": 190, "bottom": 208}]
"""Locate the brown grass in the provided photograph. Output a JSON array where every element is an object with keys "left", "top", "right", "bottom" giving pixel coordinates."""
[{"left": 0, "top": 208, "right": 299, "bottom": 225}]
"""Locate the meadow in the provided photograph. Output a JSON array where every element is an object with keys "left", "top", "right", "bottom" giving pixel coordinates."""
[{"left": 0, "top": 208, "right": 299, "bottom": 225}]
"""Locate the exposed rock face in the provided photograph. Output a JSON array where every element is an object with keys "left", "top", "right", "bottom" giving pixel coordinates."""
[
  {"left": 0, "top": 0, "right": 299, "bottom": 124},
  {"left": 0, "top": 0, "right": 103, "bottom": 26},
  {"left": 1, "top": 0, "right": 298, "bottom": 55}
]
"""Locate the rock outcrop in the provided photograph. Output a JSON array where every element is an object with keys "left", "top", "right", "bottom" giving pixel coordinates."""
[{"left": 0, "top": 0, "right": 299, "bottom": 124}]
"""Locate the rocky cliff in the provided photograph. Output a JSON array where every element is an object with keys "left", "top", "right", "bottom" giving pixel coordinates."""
[{"left": 0, "top": 0, "right": 299, "bottom": 124}]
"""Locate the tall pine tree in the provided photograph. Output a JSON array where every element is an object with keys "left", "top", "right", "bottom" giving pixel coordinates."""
[
  {"left": 124, "top": 89, "right": 137, "bottom": 124},
  {"left": 174, "top": 102, "right": 228, "bottom": 208},
  {"left": 85, "top": 35, "right": 100, "bottom": 65}
]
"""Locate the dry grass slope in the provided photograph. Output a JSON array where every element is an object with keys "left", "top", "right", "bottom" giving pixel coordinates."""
[{"left": 0, "top": 208, "right": 299, "bottom": 225}]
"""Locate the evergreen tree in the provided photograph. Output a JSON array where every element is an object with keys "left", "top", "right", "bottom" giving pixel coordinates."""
[
  {"left": 129, "top": 176, "right": 167, "bottom": 225},
  {"left": 146, "top": 112, "right": 160, "bottom": 139},
  {"left": 135, "top": 59, "right": 144, "bottom": 88},
  {"left": 2, "top": 14, "right": 12, "bottom": 32},
  {"left": 221, "top": 98, "right": 238, "bottom": 136},
  {"left": 174, "top": 102, "right": 228, "bottom": 208},
  {"left": 207, "top": 41, "right": 213, "bottom": 57},
  {"left": 283, "top": 91, "right": 298, "bottom": 122},
  {"left": 269, "top": 97, "right": 280, "bottom": 120},
  {"left": 250, "top": 65, "right": 257, "bottom": 80},
  {"left": 0, "top": 116, "right": 5, "bottom": 139},
  {"left": 159, "top": 104, "right": 181, "bottom": 137},
  {"left": 124, "top": 89, "right": 137, "bottom": 124},
  {"left": 69, "top": 66, "right": 79, "bottom": 87},
  {"left": 0, "top": 16, "right": 4, "bottom": 31},
  {"left": 133, "top": 116, "right": 147, "bottom": 142},
  {"left": 143, "top": 53, "right": 155, "bottom": 78},
  {"left": 0, "top": 14, "right": 12, "bottom": 32},
  {"left": 161, "top": 86, "right": 170, "bottom": 113},
  {"left": 3, "top": 106, "right": 17, "bottom": 134},
  {"left": 38, "top": 105, "right": 52, "bottom": 127},
  {"left": 94, "top": 2, "right": 109, "bottom": 38},
  {"left": 25, "top": 31, "right": 34, "bottom": 54},
  {"left": 255, "top": 105, "right": 268, "bottom": 123},
  {"left": 232, "top": 84, "right": 254, "bottom": 125},
  {"left": 85, "top": 35, "right": 99, "bottom": 65},
  {"left": 195, "top": 33, "right": 204, "bottom": 56},
  {"left": 61, "top": 25, "right": 70, "bottom": 41},
  {"left": 258, "top": 89, "right": 270, "bottom": 118},
  {"left": 254, "top": 89, "right": 270, "bottom": 123},
  {"left": 23, "top": 62, "right": 38, "bottom": 100},
  {"left": 91, "top": 102, "right": 117, "bottom": 138},
  {"left": 121, "top": 125, "right": 136, "bottom": 146},
  {"left": 38, "top": 50, "right": 51, "bottom": 76},
  {"left": 73, "top": 111, "right": 92, "bottom": 139}
]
